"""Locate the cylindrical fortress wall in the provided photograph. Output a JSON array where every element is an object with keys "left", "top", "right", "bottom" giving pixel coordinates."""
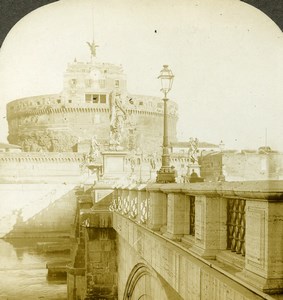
[{"left": 7, "top": 94, "right": 178, "bottom": 153}]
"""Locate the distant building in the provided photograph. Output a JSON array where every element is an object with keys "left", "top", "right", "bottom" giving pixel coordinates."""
[
  {"left": 200, "top": 148, "right": 283, "bottom": 181},
  {"left": 169, "top": 141, "right": 219, "bottom": 181}
]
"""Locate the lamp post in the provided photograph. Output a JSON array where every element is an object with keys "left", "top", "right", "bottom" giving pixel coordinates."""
[{"left": 156, "top": 65, "right": 176, "bottom": 183}]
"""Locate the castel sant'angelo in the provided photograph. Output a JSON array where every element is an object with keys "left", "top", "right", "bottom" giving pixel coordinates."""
[{"left": 6, "top": 42, "right": 178, "bottom": 154}]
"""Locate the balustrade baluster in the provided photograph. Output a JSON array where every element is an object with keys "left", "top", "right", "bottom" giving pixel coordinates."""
[
  {"left": 189, "top": 196, "right": 195, "bottom": 236},
  {"left": 227, "top": 198, "right": 246, "bottom": 256}
]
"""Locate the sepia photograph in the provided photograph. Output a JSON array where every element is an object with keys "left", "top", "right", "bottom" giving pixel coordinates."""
[{"left": 0, "top": 0, "right": 282, "bottom": 299}]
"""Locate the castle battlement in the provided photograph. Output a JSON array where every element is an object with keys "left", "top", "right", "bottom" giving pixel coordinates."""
[
  {"left": 7, "top": 94, "right": 178, "bottom": 120},
  {"left": 0, "top": 152, "right": 84, "bottom": 163}
]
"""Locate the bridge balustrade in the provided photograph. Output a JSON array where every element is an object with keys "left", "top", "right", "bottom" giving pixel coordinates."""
[
  {"left": 110, "top": 180, "right": 283, "bottom": 294},
  {"left": 111, "top": 184, "right": 149, "bottom": 224}
]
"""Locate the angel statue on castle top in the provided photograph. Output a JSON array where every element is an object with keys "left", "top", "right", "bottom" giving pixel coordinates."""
[{"left": 87, "top": 41, "right": 99, "bottom": 57}]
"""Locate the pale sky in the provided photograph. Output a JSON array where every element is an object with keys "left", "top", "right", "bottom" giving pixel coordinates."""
[{"left": 0, "top": 0, "right": 282, "bottom": 150}]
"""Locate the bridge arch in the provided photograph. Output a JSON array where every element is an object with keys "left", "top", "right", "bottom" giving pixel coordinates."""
[{"left": 123, "top": 263, "right": 168, "bottom": 300}]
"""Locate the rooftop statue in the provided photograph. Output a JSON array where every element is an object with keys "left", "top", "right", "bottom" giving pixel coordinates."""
[
  {"left": 188, "top": 137, "right": 199, "bottom": 163},
  {"left": 87, "top": 41, "right": 99, "bottom": 57}
]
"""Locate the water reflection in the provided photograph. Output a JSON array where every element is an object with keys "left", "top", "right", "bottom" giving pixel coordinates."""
[{"left": 0, "top": 239, "right": 68, "bottom": 299}]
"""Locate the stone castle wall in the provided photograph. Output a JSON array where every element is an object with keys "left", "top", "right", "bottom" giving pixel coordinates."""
[{"left": 6, "top": 94, "right": 178, "bottom": 153}]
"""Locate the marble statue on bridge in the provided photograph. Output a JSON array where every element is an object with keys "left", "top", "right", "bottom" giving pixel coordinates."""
[{"left": 109, "top": 90, "right": 127, "bottom": 151}]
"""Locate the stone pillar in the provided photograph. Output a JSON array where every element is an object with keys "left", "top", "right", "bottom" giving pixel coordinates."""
[
  {"left": 147, "top": 185, "right": 167, "bottom": 231},
  {"left": 239, "top": 199, "right": 283, "bottom": 294},
  {"left": 67, "top": 267, "right": 85, "bottom": 300},
  {"left": 190, "top": 195, "right": 226, "bottom": 258},
  {"left": 163, "top": 192, "right": 189, "bottom": 240},
  {"left": 84, "top": 211, "right": 118, "bottom": 299}
]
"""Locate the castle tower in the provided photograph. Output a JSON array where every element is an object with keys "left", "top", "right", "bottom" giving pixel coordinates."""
[
  {"left": 6, "top": 44, "right": 178, "bottom": 153},
  {"left": 61, "top": 41, "right": 127, "bottom": 106}
]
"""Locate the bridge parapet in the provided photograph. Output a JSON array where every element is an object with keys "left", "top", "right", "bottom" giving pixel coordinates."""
[{"left": 111, "top": 180, "right": 283, "bottom": 295}]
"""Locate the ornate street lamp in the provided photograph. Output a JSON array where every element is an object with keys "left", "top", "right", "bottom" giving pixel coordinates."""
[{"left": 156, "top": 65, "right": 176, "bottom": 183}]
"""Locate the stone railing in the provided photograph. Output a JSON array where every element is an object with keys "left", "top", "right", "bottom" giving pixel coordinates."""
[
  {"left": 110, "top": 183, "right": 149, "bottom": 225},
  {"left": 110, "top": 180, "right": 283, "bottom": 295}
]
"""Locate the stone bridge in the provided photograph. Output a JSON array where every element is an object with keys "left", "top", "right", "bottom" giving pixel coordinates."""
[{"left": 67, "top": 181, "right": 283, "bottom": 300}]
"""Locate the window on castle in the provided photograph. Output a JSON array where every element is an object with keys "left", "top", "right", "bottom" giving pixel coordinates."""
[
  {"left": 70, "top": 79, "right": 77, "bottom": 86},
  {"left": 92, "top": 95, "right": 99, "bottom": 103},
  {"left": 115, "top": 80, "right": 119, "bottom": 88},
  {"left": 57, "top": 99, "right": 61, "bottom": 104},
  {"left": 139, "top": 101, "right": 143, "bottom": 106},
  {"left": 68, "top": 100, "right": 72, "bottom": 103},
  {"left": 85, "top": 94, "right": 92, "bottom": 103},
  {"left": 85, "top": 94, "right": 106, "bottom": 104},
  {"left": 100, "top": 95, "right": 106, "bottom": 103},
  {"left": 99, "top": 80, "right": 106, "bottom": 89},
  {"left": 85, "top": 79, "right": 92, "bottom": 87}
]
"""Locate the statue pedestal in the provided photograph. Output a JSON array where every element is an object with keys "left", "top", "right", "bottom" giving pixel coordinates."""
[
  {"left": 156, "top": 166, "right": 176, "bottom": 184},
  {"left": 101, "top": 151, "right": 127, "bottom": 181},
  {"left": 83, "top": 162, "right": 103, "bottom": 185},
  {"left": 186, "top": 163, "right": 204, "bottom": 183},
  {"left": 187, "top": 163, "right": 200, "bottom": 176}
]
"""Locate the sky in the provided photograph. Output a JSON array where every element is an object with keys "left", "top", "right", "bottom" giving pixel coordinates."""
[{"left": 0, "top": 0, "right": 282, "bottom": 150}]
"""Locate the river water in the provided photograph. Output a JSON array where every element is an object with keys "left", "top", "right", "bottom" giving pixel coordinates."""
[{"left": 0, "top": 239, "right": 68, "bottom": 300}]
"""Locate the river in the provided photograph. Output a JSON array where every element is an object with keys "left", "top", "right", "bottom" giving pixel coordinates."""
[{"left": 0, "top": 239, "right": 68, "bottom": 300}]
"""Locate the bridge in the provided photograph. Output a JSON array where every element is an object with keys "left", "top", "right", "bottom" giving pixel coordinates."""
[{"left": 66, "top": 180, "right": 283, "bottom": 300}]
